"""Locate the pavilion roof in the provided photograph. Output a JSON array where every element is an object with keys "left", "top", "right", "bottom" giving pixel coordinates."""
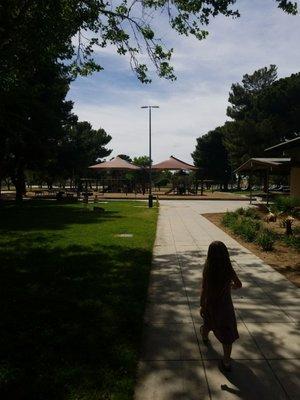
[
  {"left": 89, "top": 156, "right": 141, "bottom": 171},
  {"left": 152, "top": 155, "right": 198, "bottom": 171},
  {"left": 234, "top": 158, "right": 291, "bottom": 173},
  {"left": 265, "top": 136, "right": 300, "bottom": 152}
]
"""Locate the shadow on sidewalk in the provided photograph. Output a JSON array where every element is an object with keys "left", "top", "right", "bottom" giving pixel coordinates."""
[{"left": 136, "top": 247, "right": 299, "bottom": 399}]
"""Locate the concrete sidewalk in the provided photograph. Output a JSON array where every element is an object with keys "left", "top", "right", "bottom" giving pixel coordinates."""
[{"left": 135, "top": 201, "right": 300, "bottom": 400}]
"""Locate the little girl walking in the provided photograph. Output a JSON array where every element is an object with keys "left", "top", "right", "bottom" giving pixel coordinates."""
[{"left": 200, "top": 241, "right": 242, "bottom": 372}]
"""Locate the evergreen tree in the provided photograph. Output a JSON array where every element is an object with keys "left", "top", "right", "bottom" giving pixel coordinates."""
[
  {"left": 192, "top": 128, "right": 231, "bottom": 189},
  {"left": 224, "top": 69, "right": 300, "bottom": 169}
]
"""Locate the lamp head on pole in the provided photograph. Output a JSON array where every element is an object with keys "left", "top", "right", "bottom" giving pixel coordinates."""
[{"left": 141, "top": 105, "right": 159, "bottom": 109}]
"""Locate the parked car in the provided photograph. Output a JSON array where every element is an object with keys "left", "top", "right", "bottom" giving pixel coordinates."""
[
  {"left": 272, "top": 185, "right": 290, "bottom": 192},
  {"left": 269, "top": 184, "right": 277, "bottom": 191}
]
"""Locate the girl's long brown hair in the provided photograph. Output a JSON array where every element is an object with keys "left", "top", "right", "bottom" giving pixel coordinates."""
[{"left": 203, "top": 241, "right": 233, "bottom": 298}]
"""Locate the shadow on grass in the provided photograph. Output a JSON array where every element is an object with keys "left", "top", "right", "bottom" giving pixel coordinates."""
[
  {"left": 0, "top": 201, "right": 122, "bottom": 232},
  {"left": 0, "top": 238, "right": 152, "bottom": 400}
]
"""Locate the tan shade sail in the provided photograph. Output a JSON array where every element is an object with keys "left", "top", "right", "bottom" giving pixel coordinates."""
[
  {"left": 89, "top": 156, "right": 141, "bottom": 171},
  {"left": 152, "top": 155, "right": 198, "bottom": 171}
]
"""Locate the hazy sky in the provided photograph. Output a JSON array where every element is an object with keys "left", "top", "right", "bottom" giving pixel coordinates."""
[{"left": 68, "top": 0, "right": 300, "bottom": 163}]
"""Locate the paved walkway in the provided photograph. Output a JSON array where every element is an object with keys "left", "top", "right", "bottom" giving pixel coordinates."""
[{"left": 135, "top": 201, "right": 300, "bottom": 400}]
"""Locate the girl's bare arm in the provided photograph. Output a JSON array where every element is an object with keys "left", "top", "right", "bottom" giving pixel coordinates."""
[{"left": 231, "top": 269, "right": 242, "bottom": 289}]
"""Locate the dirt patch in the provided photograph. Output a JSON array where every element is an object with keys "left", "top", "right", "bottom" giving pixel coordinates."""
[{"left": 203, "top": 212, "right": 300, "bottom": 288}]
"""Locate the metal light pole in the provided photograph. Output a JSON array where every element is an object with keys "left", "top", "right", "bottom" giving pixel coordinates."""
[{"left": 141, "top": 105, "right": 159, "bottom": 208}]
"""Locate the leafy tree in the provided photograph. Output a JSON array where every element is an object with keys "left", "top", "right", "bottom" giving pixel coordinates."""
[
  {"left": 224, "top": 66, "right": 279, "bottom": 168},
  {"left": 154, "top": 170, "right": 172, "bottom": 187},
  {"left": 131, "top": 156, "right": 151, "bottom": 194},
  {"left": 56, "top": 121, "right": 112, "bottom": 187},
  {"left": 0, "top": 1, "right": 297, "bottom": 86},
  {"left": 255, "top": 72, "right": 300, "bottom": 140},
  {"left": 192, "top": 127, "right": 231, "bottom": 189},
  {"left": 0, "top": 2, "right": 298, "bottom": 199},
  {"left": 224, "top": 68, "right": 300, "bottom": 169},
  {"left": 133, "top": 156, "right": 151, "bottom": 167},
  {"left": 227, "top": 65, "right": 278, "bottom": 120},
  {"left": 0, "top": 63, "right": 76, "bottom": 200}
]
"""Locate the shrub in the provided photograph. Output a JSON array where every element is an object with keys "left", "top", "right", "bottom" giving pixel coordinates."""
[
  {"left": 256, "top": 229, "right": 276, "bottom": 251},
  {"left": 293, "top": 226, "right": 300, "bottom": 235},
  {"left": 155, "top": 178, "right": 170, "bottom": 187},
  {"left": 231, "top": 220, "right": 242, "bottom": 235},
  {"left": 236, "top": 207, "right": 245, "bottom": 216},
  {"left": 282, "top": 235, "right": 300, "bottom": 251},
  {"left": 231, "top": 217, "right": 261, "bottom": 242},
  {"left": 272, "top": 196, "right": 300, "bottom": 216},
  {"left": 222, "top": 211, "right": 238, "bottom": 228},
  {"left": 243, "top": 208, "right": 260, "bottom": 219},
  {"left": 236, "top": 207, "right": 260, "bottom": 219},
  {"left": 223, "top": 211, "right": 261, "bottom": 242}
]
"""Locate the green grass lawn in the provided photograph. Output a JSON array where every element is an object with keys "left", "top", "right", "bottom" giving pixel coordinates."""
[{"left": 0, "top": 200, "right": 158, "bottom": 400}]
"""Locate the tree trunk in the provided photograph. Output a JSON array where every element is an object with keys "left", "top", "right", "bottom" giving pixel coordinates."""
[
  {"left": 14, "top": 173, "right": 26, "bottom": 202},
  {"left": 237, "top": 175, "right": 241, "bottom": 190},
  {"left": 47, "top": 180, "right": 53, "bottom": 189},
  {"left": 263, "top": 171, "right": 268, "bottom": 193},
  {"left": 285, "top": 219, "right": 293, "bottom": 236},
  {"left": 12, "top": 163, "right": 26, "bottom": 202}
]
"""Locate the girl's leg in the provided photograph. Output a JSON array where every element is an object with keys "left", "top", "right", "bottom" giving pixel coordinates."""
[{"left": 222, "top": 344, "right": 232, "bottom": 366}]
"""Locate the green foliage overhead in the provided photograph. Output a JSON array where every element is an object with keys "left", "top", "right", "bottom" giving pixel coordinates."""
[
  {"left": 1, "top": 1, "right": 298, "bottom": 200},
  {"left": 0, "top": 1, "right": 298, "bottom": 85}
]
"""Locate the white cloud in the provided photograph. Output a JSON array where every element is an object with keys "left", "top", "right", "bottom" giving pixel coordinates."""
[
  {"left": 69, "top": 0, "right": 300, "bottom": 163},
  {"left": 71, "top": 86, "right": 229, "bottom": 162}
]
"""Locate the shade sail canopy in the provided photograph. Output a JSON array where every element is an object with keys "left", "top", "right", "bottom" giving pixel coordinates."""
[
  {"left": 234, "top": 158, "right": 291, "bottom": 173},
  {"left": 152, "top": 156, "right": 198, "bottom": 171},
  {"left": 89, "top": 156, "right": 141, "bottom": 171}
]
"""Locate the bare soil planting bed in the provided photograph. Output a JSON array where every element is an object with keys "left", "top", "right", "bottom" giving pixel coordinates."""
[{"left": 203, "top": 212, "right": 300, "bottom": 288}]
